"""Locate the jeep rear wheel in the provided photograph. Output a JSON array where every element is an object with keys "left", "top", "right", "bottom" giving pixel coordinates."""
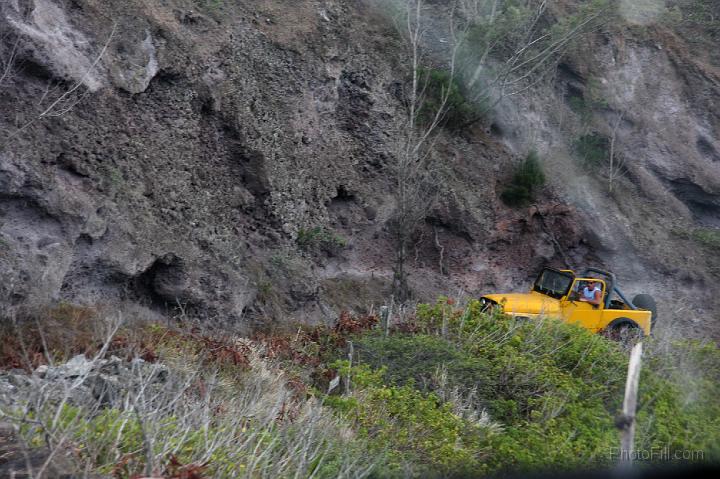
[
  {"left": 632, "top": 294, "right": 657, "bottom": 331},
  {"left": 603, "top": 319, "right": 642, "bottom": 346}
]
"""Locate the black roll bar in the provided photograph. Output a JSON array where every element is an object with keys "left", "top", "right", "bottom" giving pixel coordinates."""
[{"left": 581, "top": 267, "right": 637, "bottom": 310}]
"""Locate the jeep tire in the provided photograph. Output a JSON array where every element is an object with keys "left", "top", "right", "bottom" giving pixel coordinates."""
[{"left": 632, "top": 294, "right": 657, "bottom": 331}]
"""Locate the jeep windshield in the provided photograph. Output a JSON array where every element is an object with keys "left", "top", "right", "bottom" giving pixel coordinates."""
[{"left": 533, "top": 269, "right": 574, "bottom": 299}]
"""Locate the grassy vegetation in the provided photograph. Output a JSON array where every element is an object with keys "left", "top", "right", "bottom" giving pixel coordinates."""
[
  {"left": 297, "top": 226, "right": 347, "bottom": 255},
  {"left": 1, "top": 303, "right": 102, "bottom": 369},
  {"left": 329, "top": 299, "right": 720, "bottom": 474},
  {"left": 673, "top": 227, "right": 720, "bottom": 249},
  {"left": 2, "top": 299, "right": 719, "bottom": 477},
  {"left": 663, "top": 1, "right": 720, "bottom": 63},
  {"left": 3, "top": 313, "right": 375, "bottom": 478},
  {"left": 194, "top": 0, "right": 224, "bottom": 10},
  {"left": 690, "top": 228, "right": 720, "bottom": 248},
  {"left": 500, "top": 150, "right": 546, "bottom": 207}
]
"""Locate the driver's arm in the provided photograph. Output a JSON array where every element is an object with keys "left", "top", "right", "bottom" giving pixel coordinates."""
[{"left": 591, "top": 289, "right": 602, "bottom": 306}]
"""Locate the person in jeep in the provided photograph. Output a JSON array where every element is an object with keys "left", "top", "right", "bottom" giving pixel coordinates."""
[{"left": 579, "top": 280, "right": 602, "bottom": 306}]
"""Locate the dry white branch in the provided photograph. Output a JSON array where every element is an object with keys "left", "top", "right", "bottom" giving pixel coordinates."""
[
  {"left": 0, "top": 24, "right": 116, "bottom": 150},
  {"left": 0, "top": 35, "right": 20, "bottom": 88},
  {"left": 1, "top": 318, "right": 373, "bottom": 478}
]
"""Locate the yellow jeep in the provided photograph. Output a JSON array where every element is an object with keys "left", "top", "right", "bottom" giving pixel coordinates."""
[{"left": 480, "top": 267, "right": 656, "bottom": 337}]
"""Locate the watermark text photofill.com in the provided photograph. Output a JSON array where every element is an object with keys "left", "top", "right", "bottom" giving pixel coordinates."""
[{"left": 611, "top": 447, "right": 704, "bottom": 461}]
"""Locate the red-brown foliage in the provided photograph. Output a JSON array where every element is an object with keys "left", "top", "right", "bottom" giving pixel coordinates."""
[
  {"left": 333, "top": 311, "right": 378, "bottom": 336},
  {"left": 0, "top": 304, "right": 99, "bottom": 370},
  {"left": 146, "top": 327, "right": 252, "bottom": 370},
  {"left": 163, "top": 455, "right": 208, "bottom": 479}
]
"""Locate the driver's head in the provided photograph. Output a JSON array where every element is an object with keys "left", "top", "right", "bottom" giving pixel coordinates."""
[{"left": 587, "top": 280, "right": 597, "bottom": 289}]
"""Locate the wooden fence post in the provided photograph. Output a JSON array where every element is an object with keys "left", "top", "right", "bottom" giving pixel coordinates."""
[
  {"left": 344, "top": 340, "right": 354, "bottom": 393},
  {"left": 380, "top": 306, "right": 389, "bottom": 336},
  {"left": 618, "top": 341, "right": 643, "bottom": 467},
  {"left": 381, "top": 302, "right": 393, "bottom": 337}
]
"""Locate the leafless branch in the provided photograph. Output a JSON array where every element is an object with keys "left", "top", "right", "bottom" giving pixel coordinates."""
[
  {"left": 0, "top": 35, "right": 20, "bottom": 88},
  {"left": 0, "top": 24, "right": 117, "bottom": 151}
]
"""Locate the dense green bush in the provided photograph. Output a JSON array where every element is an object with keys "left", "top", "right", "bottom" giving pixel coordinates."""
[
  {"left": 297, "top": 226, "right": 347, "bottom": 255},
  {"left": 417, "top": 67, "right": 477, "bottom": 130},
  {"left": 347, "top": 306, "right": 625, "bottom": 472},
  {"left": 574, "top": 132, "right": 610, "bottom": 167},
  {"left": 500, "top": 150, "right": 546, "bottom": 207},
  {"left": 325, "top": 298, "right": 720, "bottom": 475},
  {"left": 326, "top": 361, "right": 491, "bottom": 477}
]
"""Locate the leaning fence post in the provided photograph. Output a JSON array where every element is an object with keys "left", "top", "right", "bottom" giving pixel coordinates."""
[
  {"left": 618, "top": 341, "right": 643, "bottom": 467},
  {"left": 344, "top": 340, "right": 354, "bottom": 393},
  {"left": 441, "top": 305, "right": 448, "bottom": 338},
  {"left": 380, "top": 306, "right": 389, "bottom": 336}
]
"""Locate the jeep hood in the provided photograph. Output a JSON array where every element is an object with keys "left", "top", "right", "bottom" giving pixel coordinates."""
[{"left": 482, "top": 293, "right": 561, "bottom": 316}]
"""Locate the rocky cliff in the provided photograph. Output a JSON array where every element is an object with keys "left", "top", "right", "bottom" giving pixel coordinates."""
[{"left": 1, "top": 0, "right": 718, "bottom": 337}]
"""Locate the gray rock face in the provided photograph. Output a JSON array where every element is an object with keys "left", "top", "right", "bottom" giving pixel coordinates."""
[
  {"left": 1, "top": 0, "right": 108, "bottom": 91},
  {"left": 0, "top": 352, "right": 170, "bottom": 478},
  {"left": 0, "top": 0, "right": 443, "bottom": 324},
  {"left": 53, "top": 353, "right": 95, "bottom": 378},
  {"left": 0, "top": 354, "right": 169, "bottom": 411}
]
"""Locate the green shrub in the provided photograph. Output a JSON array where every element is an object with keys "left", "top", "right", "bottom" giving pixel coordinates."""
[
  {"left": 500, "top": 184, "right": 533, "bottom": 207},
  {"left": 574, "top": 133, "right": 609, "bottom": 167},
  {"left": 355, "top": 333, "right": 492, "bottom": 393},
  {"left": 326, "top": 361, "right": 491, "bottom": 477},
  {"left": 568, "top": 77, "right": 609, "bottom": 124},
  {"left": 195, "top": 0, "right": 223, "bottom": 10},
  {"left": 297, "top": 226, "right": 347, "bottom": 255},
  {"left": 500, "top": 150, "right": 546, "bottom": 207},
  {"left": 672, "top": 227, "right": 720, "bottom": 249},
  {"left": 691, "top": 228, "right": 720, "bottom": 248},
  {"left": 417, "top": 67, "right": 478, "bottom": 130}
]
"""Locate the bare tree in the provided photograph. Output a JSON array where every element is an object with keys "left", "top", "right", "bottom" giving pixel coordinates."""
[
  {"left": 386, "top": 0, "right": 611, "bottom": 301},
  {"left": 388, "top": 0, "right": 463, "bottom": 301}
]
